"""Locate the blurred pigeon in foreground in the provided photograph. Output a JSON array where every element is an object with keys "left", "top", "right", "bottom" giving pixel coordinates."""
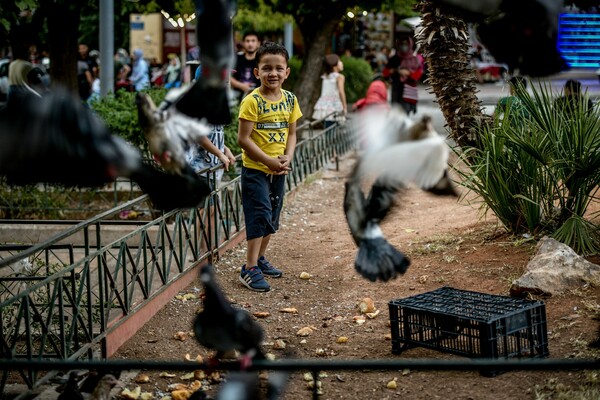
[
  {"left": 214, "top": 370, "right": 289, "bottom": 400},
  {"left": 0, "top": 89, "right": 210, "bottom": 211},
  {"left": 344, "top": 108, "right": 458, "bottom": 282},
  {"left": 174, "top": 0, "right": 235, "bottom": 124},
  {"left": 435, "top": 0, "right": 567, "bottom": 76},
  {"left": 216, "top": 372, "right": 260, "bottom": 400},
  {"left": 194, "top": 264, "right": 265, "bottom": 367},
  {"left": 137, "top": 90, "right": 210, "bottom": 175}
]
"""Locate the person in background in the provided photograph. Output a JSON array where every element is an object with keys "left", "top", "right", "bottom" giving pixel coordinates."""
[
  {"left": 353, "top": 79, "right": 389, "bottom": 112},
  {"left": 230, "top": 31, "right": 261, "bottom": 104},
  {"left": 78, "top": 44, "right": 98, "bottom": 79},
  {"left": 495, "top": 76, "right": 529, "bottom": 120},
  {"left": 554, "top": 79, "right": 594, "bottom": 115},
  {"left": 312, "top": 53, "right": 347, "bottom": 129},
  {"left": 352, "top": 79, "right": 390, "bottom": 150},
  {"left": 87, "top": 66, "right": 101, "bottom": 104},
  {"left": 77, "top": 55, "right": 93, "bottom": 102},
  {"left": 114, "top": 48, "right": 132, "bottom": 92},
  {"left": 187, "top": 65, "right": 236, "bottom": 187},
  {"left": 384, "top": 35, "right": 423, "bottom": 115},
  {"left": 237, "top": 42, "right": 302, "bottom": 292},
  {"left": 129, "top": 49, "right": 150, "bottom": 92},
  {"left": 374, "top": 46, "right": 390, "bottom": 73},
  {"left": 164, "top": 54, "right": 182, "bottom": 89}
]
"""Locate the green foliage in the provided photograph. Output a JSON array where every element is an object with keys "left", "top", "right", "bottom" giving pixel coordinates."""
[
  {"left": 234, "top": 0, "right": 294, "bottom": 34},
  {"left": 0, "top": 181, "right": 70, "bottom": 219},
  {"left": 456, "top": 82, "right": 600, "bottom": 254},
  {"left": 381, "top": 0, "right": 419, "bottom": 17},
  {"left": 90, "top": 88, "right": 166, "bottom": 150},
  {"left": 90, "top": 87, "right": 242, "bottom": 156},
  {"left": 224, "top": 104, "right": 241, "bottom": 155},
  {"left": 283, "top": 56, "right": 303, "bottom": 92},
  {"left": 340, "top": 56, "right": 373, "bottom": 104}
]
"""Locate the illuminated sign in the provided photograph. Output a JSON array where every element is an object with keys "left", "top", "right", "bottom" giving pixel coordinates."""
[{"left": 558, "top": 13, "right": 600, "bottom": 68}]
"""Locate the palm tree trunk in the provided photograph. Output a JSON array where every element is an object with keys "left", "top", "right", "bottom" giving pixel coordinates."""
[{"left": 416, "top": 0, "right": 490, "bottom": 148}]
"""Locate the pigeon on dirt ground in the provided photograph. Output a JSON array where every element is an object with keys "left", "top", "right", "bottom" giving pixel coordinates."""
[
  {"left": 344, "top": 107, "right": 458, "bottom": 282},
  {"left": 194, "top": 264, "right": 265, "bottom": 368},
  {"left": 88, "top": 374, "right": 121, "bottom": 400},
  {"left": 56, "top": 370, "right": 84, "bottom": 400}
]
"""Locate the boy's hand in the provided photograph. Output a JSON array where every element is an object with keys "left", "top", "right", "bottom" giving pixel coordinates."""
[
  {"left": 265, "top": 156, "right": 291, "bottom": 175},
  {"left": 277, "top": 155, "right": 291, "bottom": 169}
]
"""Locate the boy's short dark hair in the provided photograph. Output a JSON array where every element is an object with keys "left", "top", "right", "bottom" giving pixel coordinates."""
[{"left": 256, "top": 41, "right": 289, "bottom": 64}]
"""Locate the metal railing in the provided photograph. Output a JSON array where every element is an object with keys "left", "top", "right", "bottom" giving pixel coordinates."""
[{"left": 0, "top": 118, "right": 353, "bottom": 397}]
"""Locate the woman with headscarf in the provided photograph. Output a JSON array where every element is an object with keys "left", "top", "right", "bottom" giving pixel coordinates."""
[{"left": 384, "top": 35, "right": 423, "bottom": 115}]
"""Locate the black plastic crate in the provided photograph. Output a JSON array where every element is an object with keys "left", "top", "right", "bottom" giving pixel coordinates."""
[{"left": 388, "top": 287, "right": 549, "bottom": 375}]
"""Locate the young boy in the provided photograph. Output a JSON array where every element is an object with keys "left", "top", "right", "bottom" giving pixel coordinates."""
[{"left": 237, "top": 42, "right": 302, "bottom": 292}]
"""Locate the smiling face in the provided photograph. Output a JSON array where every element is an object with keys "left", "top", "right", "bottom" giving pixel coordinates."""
[{"left": 254, "top": 53, "right": 290, "bottom": 93}]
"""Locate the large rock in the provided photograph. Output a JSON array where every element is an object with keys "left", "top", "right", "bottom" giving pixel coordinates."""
[{"left": 510, "top": 236, "right": 600, "bottom": 297}]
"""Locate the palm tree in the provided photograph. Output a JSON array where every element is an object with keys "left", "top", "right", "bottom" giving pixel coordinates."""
[{"left": 416, "top": 0, "right": 490, "bottom": 148}]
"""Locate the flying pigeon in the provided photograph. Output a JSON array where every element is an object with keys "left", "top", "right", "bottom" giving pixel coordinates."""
[
  {"left": 174, "top": 0, "right": 234, "bottom": 124},
  {"left": 194, "top": 264, "right": 265, "bottom": 367},
  {"left": 136, "top": 90, "right": 211, "bottom": 175},
  {"left": 344, "top": 107, "right": 458, "bottom": 282},
  {"left": 0, "top": 88, "right": 210, "bottom": 211},
  {"left": 137, "top": 0, "right": 236, "bottom": 173}
]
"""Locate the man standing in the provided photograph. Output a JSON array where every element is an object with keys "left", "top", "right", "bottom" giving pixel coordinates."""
[
  {"left": 230, "top": 32, "right": 261, "bottom": 103},
  {"left": 130, "top": 49, "right": 150, "bottom": 92}
]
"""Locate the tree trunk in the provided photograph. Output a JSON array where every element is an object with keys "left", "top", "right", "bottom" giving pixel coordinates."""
[
  {"left": 416, "top": 0, "right": 490, "bottom": 148},
  {"left": 45, "top": 3, "right": 81, "bottom": 94},
  {"left": 292, "top": 18, "right": 339, "bottom": 123}
]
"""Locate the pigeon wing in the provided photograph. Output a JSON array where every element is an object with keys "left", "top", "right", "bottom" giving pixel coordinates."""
[{"left": 358, "top": 135, "right": 450, "bottom": 191}]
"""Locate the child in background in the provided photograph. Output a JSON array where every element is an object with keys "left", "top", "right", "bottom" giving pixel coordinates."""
[
  {"left": 237, "top": 42, "right": 303, "bottom": 292},
  {"left": 312, "top": 54, "right": 347, "bottom": 128},
  {"left": 183, "top": 64, "right": 236, "bottom": 185}
]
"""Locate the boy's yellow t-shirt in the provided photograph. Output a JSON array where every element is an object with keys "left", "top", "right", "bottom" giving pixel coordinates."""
[{"left": 239, "top": 88, "right": 303, "bottom": 174}]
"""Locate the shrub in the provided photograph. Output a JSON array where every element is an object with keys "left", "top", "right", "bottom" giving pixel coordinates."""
[
  {"left": 340, "top": 56, "right": 373, "bottom": 104},
  {"left": 90, "top": 88, "right": 167, "bottom": 151},
  {"left": 456, "top": 82, "right": 600, "bottom": 254},
  {"left": 91, "top": 87, "right": 242, "bottom": 155},
  {"left": 284, "top": 56, "right": 303, "bottom": 92},
  {"left": 224, "top": 103, "right": 241, "bottom": 155}
]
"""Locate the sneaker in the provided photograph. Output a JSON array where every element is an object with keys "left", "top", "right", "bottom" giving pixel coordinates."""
[
  {"left": 239, "top": 265, "right": 271, "bottom": 292},
  {"left": 257, "top": 256, "right": 283, "bottom": 278}
]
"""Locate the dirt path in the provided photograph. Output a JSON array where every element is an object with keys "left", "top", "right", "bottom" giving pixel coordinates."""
[{"left": 114, "top": 154, "right": 600, "bottom": 400}]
